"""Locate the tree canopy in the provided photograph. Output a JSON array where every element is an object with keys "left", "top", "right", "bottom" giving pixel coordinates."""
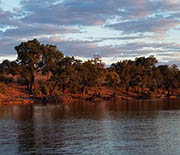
[{"left": 0, "top": 39, "right": 180, "bottom": 98}]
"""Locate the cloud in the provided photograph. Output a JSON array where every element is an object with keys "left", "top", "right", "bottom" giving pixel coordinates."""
[
  {"left": 107, "top": 17, "right": 180, "bottom": 36},
  {"left": 99, "top": 35, "right": 146, "bottom": 41},
  {"left": 1, "top": 36, "right": 180, "bottom": 66},
  {"left": 18, "top": 0, "right": 180, "bottom": 39},
  {"left": 37, "top": 37, "right": 180, "bottom": 59},
  {"left": 0, "top": 9, "right": 20, "bottom": 28},
  {"left": 1, "top": 24, "right": 80, "bottom": 38},
  {"left": 161, "top": 0, "right": 180, "bottom": 11},
  {"left": 0, "top": 0, "right": 180, "bottom": 67},
  {"left": 19, "top": 0, "right": 161, "bottom": 26},
  {"left": 20, "top": 0, "right": 111, "bottom": 25},
  {"left": 0, "top": 38, "right": 18, "bottom": 54},
  {"left": 18, "top": 0, "right": 180, "bottom": 27}
]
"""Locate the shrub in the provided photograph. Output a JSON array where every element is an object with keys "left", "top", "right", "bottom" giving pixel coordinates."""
[
  {"left": 0, "top": 84, "right": 6, "bottom": 94},
  {"left": 33, "top": 89, "right": 43, "bottom": 98}
]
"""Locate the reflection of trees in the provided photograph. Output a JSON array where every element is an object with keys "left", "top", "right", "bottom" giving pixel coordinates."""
[
  {"left": 107, "top": 99, "right": 180, "bottom": 113},
  {"left": 37, "top": 102, "right": 109, "bottom": 121},
  {"left": 15, "top": 102, "right": 109, "bottom": 153},
  {"left": 11, "top": 105, "right": 34, "bottom": 121},
  {"left": 17, "top": 120, "right": 36, "bottom": 154},
  {"left": 2, "top": 99, "right": 180, "bottom": 154},
  {"left": 0, "top": 105, "right": 6, "bottom": 119},
  {"left": 32, "top": 104, "right": 66, "bottom": 153},
  {"left": 15, "top": 105, "right": 36, "bottom": 154}
]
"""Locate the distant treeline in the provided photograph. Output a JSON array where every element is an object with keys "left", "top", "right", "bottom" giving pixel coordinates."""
[{"left": 0, "top": 39, "right": 180, "bottom": 97}]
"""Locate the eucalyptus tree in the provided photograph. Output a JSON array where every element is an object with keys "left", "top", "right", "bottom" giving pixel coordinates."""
[
  {"left": 49, "top": 56, "right": 80, "bottom": 94},
  {"left": 15, "top": 39, "right": 64, "bottom": 93},
  {"left": 169, "top": 64, "right": 180, "bottom": 94},
  {"left": 78, "top": 56, "right": 105, "bottom": 94},
  {"left": 15, "top": 39, "right": 44, "bottom": 92},
  {"left": 152, "top": 67, "right": 163, "bottom": 93},
  {"left": 106, "top": 71, "right": 121, "bottom": 89},
  {"left": 112, "top": 60, "right": 130, "bottom": 92},
  {"left": 135, "top": 55, "right": 158, "bottom": 94},
  {"left": 41, "top": 44, "right": 64, "bottom": 77}
]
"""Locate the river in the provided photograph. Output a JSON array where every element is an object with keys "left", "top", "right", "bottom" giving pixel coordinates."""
[{"left": 0, "top": 99, "right": 180, "bottom": 155}]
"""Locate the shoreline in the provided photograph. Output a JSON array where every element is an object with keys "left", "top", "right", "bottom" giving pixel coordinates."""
[
  {"left": 0, "top": 93, "right": 179, "bottom": 105},
  {"left": 0, "top": 83, "right": 179, "bottom": 104}
]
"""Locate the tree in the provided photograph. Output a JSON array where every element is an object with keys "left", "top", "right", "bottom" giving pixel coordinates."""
[
  {"left": 77, "top": 56, "right": 105, "bottom": 94},
  {"left": 49, "top": 56, "right": 80, "bottom": 95},
  {"left": 41, "top": 44, "right": 64, "bottom": 77},
  {"left": 169, "top": 64, "right": 179, "bottom": 94},
  {"left": 0, "top": 60, "right": 18, "bottom": 79},
  {"left": 135, "top": 55, "right": 158, "bottom": 94},
  {"left": 0, "top": 60, "right": 11, "bottom": 74},
  {"left": 15, "top": 39, "right": 43, "bottom": 92},
  {"left": 106, "top": 71, "right": 120, "bottom": 88},
  {"left": 158, "top": 65, "right": 171, "bottom": 94},
  {"left": 110, "top": 60, "right": 132, "bottom": 92},
  {"left": 152, "top": 67, "right": 163, "bottom": 93}
]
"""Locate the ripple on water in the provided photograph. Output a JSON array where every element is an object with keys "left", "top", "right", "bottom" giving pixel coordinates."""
[{"left": 0, "top": 99, "right": 180, "bottom": 154}]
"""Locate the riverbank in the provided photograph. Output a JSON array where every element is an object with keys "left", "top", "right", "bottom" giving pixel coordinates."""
[
  {"left": 0, "top": 83, "right": 34, "bottom": 104},
  {"left": 0, "top": 82, "right": 179, "bottom": 104}
]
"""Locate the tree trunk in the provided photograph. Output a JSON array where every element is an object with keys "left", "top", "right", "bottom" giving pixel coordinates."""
[
  {"left": 142, "top": 81, "right": 144, "bottom": 95},
  {"left": 168, "top": 89, "right": 170, "bottom": 96},
  {"left": 141, "top": 75, "right": 145, "bottom": 95},
  {"left": 50, "top": 81, "right": 58, "bottom": 96},
  {"left": 26, "top": 80, "right": 30, "bottom": 91},
  {"left": 29, "top": 74, "right": 34, "bottom": 92},
  {"left": 62, "top": 84, "right": 65, "bottom": 93},
  {"left": 126, "top": 86, "right": 129, "bottom": 93},
  {"left": 81, "top": 87, "right": 84, "bottom": 95}
]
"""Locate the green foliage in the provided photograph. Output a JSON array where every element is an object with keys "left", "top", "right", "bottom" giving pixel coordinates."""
[
  {"left": 41, "top": 44, "right": 64, "bottom": 75},
  {"left": 14, "top": 39, "right": 64, "bottom": 92},
  {"left": 109, "top": 55, "right": 179, "bottom": 94},
  {"left": 15, "top": 39, "right": 42, "bottom": 67},
  {"left": 14, "top": 39, "right": 42, "bottom": 92},
  {"left": 110, "top": 60, "right": 135, "bottom": 92},
  {"left": 0, "top": 39, "right": 180, "bottom": 97},
  {"left": 79, "top": 57, "right": 105, "bottom": 88}
]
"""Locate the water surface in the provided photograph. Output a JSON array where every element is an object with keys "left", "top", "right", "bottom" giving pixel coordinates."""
[{"left": 0, "top": 99, "right": 180, "bottom": 155}]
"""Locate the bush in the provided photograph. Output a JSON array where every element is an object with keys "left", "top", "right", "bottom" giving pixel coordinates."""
[
  {"left": 33, "top": 89, "right": 43, "bottom": 98},
  {"left": 0, "top": 84, "right": 6, "bottom": 94}
]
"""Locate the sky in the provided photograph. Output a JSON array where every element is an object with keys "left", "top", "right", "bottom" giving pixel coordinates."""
[{"left": 0, "top": 0, "right": 180, "bottom": 66}]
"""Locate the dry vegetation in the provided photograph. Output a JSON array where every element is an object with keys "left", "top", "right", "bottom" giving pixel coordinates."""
[
  {"left": 0, "top": 39, "right": 180, "bottom": 104},
  {"left": 0, "top": 82, "right": 33, "bottom": 104}
]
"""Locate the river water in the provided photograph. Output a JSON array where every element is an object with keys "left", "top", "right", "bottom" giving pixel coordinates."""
[{"left": 0, "top": 99, "right": 180, "bottom": 155}]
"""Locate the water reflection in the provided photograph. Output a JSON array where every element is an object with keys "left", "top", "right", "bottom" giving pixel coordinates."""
[
  {"left": 17, "top": 120, "right": 35, "bottom": 154},
  {"left": 0, "top": 99, "right": 180, "bottom": 154}
]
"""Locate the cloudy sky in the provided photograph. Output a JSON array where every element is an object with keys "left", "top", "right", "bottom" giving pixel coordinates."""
[{"left": 1, "top": 0, "right": 180, "bottom": 66}]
